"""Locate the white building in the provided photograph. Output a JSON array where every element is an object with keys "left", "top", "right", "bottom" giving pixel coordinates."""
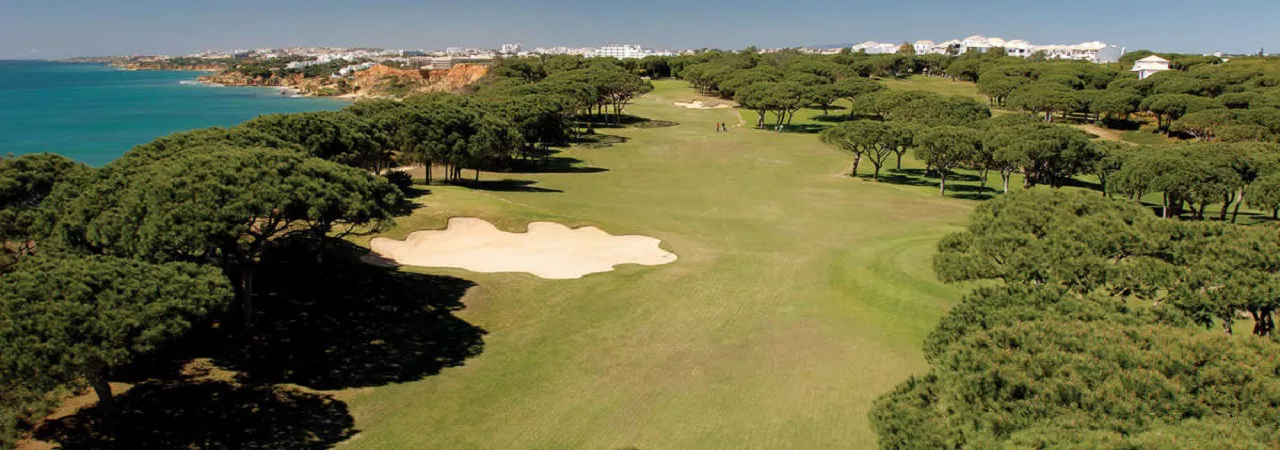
[
  {"left": 334, "top": 62, "right": 376, "bottom": 77},
  {"left": 851, "top": 41, "right": 901, "bottom": 54},
  {"left": 428, "top": 57, "right": 454, "bottom": 70},
  {"left": 500, "top": 43, "right": 522, "bottom": 54},
  {"left": 285, "top": 60, "right": 325, "bottom": 70},
  {"left": 589, "top": 44, "right": 648, "bottom": 59},
  {"left": 1131, "top": 55, "right": 1171, "bottom": 79},
  {"left": 853, "top": 35, "right": 1123, "bottom": 63},
  {"left": 1034, "top": 41, "right": 1124, "bottom": 63},
  {"left": 913, "top": 40, "right": 938, "bottom": 54}
]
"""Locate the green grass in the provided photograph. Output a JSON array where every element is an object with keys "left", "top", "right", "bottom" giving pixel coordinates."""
[
  {"left": 340, "top": 80, "right": 976, "bottom": 449},
  {"left": 1120, "top": 127, "right": 1174, "bottom": 146},
  {"left": 878, "top": 75, "right": 985, "bottom": 101}
]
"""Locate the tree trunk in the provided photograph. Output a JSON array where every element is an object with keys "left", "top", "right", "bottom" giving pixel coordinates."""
[
  {"left": 895, "top": 153, "right": 904, "bottom": 170},
  {"left": 1162, "top": 193, "right": 1170, "bottom": 219},
  {"left": 424, "top": 161, "right": 432, "bottom": 185},
  {"left": 1232, "top": 186, "right": 1246, "bottom": 223},
  {"left": 850, "top": 157, "right": 861, "bottom": 177},
  {"left": 240, "top": 266, "right": 256, "bottom": 328},
  {"left": 938, "top": 171, "right": 948, "bottom": 196},
  {"left": 89, "top": 373, "right": 114, "bottom": 413},
  {"left": 1002, "top": 172, "right": 1011, "bottom": 193},
  {"left": 1252, "top": 309, "right": 1275, "bottom": 336},
  {"left": 872, "top": 165, "right": 881, "bottom": 181}
]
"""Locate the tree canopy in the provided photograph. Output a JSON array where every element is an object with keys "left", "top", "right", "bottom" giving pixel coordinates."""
[
  {"left": 0, "top": 255, "right": 231, "bottom": 422},
  {"left": 875, "top": 190, "right": 1280, "bottom": 448},
  {"left": 51, "top": 146, "right": 402, "bottom": 324}
]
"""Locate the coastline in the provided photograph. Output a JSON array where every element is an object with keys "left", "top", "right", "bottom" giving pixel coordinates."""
[
  {"left": 53, "top": 59, "right": 488, "bottom": 101},
  {"left": 1, "top": 60, "right": 347, "bottom": 166},
  {"left": 84, "top": 62, "right": 354, "bottom": 101},
  {"left": 190, "top": 77, "right": 358, "bottom": 101}
]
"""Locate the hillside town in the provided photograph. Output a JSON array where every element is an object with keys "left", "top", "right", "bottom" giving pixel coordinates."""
[{"left": 95, "top": 34, "right": 1263, "bottom": 75}]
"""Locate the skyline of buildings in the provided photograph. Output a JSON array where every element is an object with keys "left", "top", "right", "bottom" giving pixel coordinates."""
[
  {"left": 142, "top": 34, "right": 1262, "bottom": 66},
  {"left": 851, "top": 35, "right": 1126, "bottom": 63}
]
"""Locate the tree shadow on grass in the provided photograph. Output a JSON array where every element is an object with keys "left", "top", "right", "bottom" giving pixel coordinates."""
[
  {"left": 508, "top": 154, "right": 608, "bottom": 174},
  {"left": 873, "top": 169, "right": 998, "bottom": 200},
  {"left": 214, "top": 238, "right": 487, "bottom": 390},
  {"left": 814, "top": 114, "right": 857, "bottom": 123},
  {"left": 390, "top": 187, "right": 431, "bottom": 216},
  {"left": 467, "top": 179, "right": 563, "bottom": 193},
  {"left": 780, "top": 124, "right": 831, "bottom": 134},
  {"left": 579, "top": 114, "right": 668, "bottom": 129},
  {"left": 1100, "top": 118, "right": 1142, "bottom": 131},
  {"left": 402, "top": 186, "right": 432, "bottom": 198},
  {"left": 34, "top": 379, "right": 356, "bottom": 450},
  {"left": 1060, "top": 177, "right": 1103, "bottom": 192},
  {"left": 888, "top": 168, "right": 983, "bottom": 183},
  {"left": 573, "top": 133, "right": 630, "bottom": 149}
]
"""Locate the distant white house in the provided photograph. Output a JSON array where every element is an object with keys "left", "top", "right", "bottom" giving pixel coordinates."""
[
  {"left": 913, "top": 40, "right": 937, "bottom": 54},
  {"left": 856, "top": 36, "right": 1124, "bottom": 63},
  {"left": 852, "top": 41, "right": 901, "bottom": 54},
  {"left": 1131, "top": 55, "right": 1171, "bottom": 79}
]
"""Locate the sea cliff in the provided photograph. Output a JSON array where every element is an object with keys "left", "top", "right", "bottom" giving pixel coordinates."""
[{"left": 197, "top": 63, "right": 491, "bottom": 99}]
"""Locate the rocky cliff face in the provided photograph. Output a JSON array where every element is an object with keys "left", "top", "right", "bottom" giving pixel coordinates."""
[
  {"left": 197, "top": 71, "right": 289, "bottom": 87},
  {"left": 424, "top": 64, "right": 490, "bottom": 92},
  {"left": 343, "top": 63, "right": 491, "bottom": 98},
  {"left": 195, "top": 63, "right": 490, "bottom": 98},
  {"left": 115, "top": 62, "right": 228, "bottom": 71}
]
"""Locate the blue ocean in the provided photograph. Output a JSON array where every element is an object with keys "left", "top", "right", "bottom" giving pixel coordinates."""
[{"left": 0, "top": 60, "right": 343, "bottom": 166}]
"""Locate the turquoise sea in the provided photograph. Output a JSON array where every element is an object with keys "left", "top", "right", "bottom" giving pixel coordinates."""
[{"left": 0, "top": 60, "right": 343, "bottom": 166}]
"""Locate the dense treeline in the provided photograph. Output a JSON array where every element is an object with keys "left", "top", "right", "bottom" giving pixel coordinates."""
[
  {"left": 872, "top": 190, "right": 1280, "bottom": 448},
  {"left": 631, "top": 47, "right": 1280, "bottom": 143},
  {"left": 649, "top": 50, "right": 1280, "bottom": 211},
  {"left": 0, "top": 144, "right": 402, "bottom": 445},
  {"left": 973, "top": 53, "right": 1280, "bottom": 141}
]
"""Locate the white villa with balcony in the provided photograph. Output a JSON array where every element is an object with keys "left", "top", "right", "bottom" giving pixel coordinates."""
[{"left": 1131, "top": 55, "right": 1171, "bottom": 79}]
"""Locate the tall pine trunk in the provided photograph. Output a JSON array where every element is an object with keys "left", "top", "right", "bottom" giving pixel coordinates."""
[
  {"left": 239, "top": 266, "right": 256, "bottom": 328},
  {"left": 1232, "top": 186, "right": 1247, "bottom": 223},
  {"left": 89, "top": 372, "right": 114, "bottom": 413}
]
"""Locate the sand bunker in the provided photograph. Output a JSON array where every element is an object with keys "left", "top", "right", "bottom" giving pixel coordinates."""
[
  {"left": 366, "top": 218, "right": 678, "bottom": 279},
  {"left": 674, "top": 100, "right": 731, "bottom": 109}
]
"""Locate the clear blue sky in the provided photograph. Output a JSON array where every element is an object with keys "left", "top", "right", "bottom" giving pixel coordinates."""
[{"left": 2, "top": 0, "right": 1276, "bottom": 59}]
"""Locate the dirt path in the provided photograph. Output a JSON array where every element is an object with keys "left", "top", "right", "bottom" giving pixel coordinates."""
[{"left": 1073, "top": 124, "right": 1134, "bottom": 145}]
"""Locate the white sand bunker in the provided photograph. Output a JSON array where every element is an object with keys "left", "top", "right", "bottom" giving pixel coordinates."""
[
  {"left": 674, "top": 100, "right": 731, "bottom": 109},
  {"left": 366, "top": 218, "right": 678, "bottom": 279}
]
